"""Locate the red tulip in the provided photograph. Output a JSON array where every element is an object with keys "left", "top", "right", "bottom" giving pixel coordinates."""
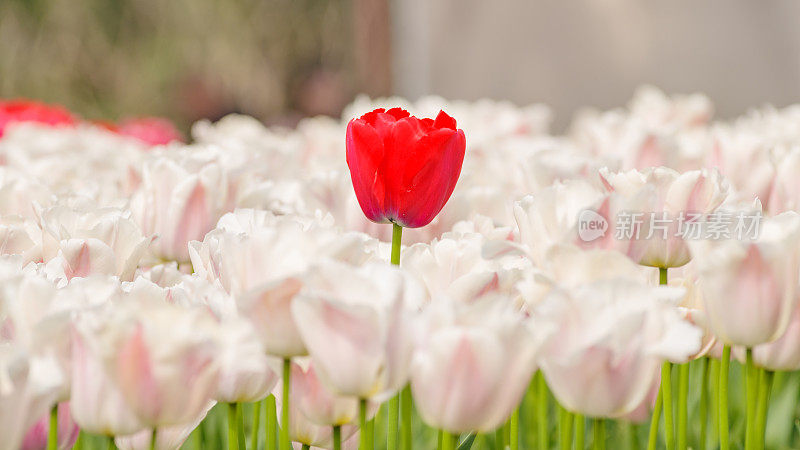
[
  {"left": 0, "top": 99, "right": 76, "bottom": 137},
  {"left": 346, "top": 107, "right": 466, "bottom": 228}
]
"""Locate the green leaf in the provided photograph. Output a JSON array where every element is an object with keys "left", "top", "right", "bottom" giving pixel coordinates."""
[{"left": 457, "top": 432, "right": 476, "bottom": 450}]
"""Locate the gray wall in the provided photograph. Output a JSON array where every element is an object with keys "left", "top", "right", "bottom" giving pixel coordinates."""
[{"left": 392, "top": 0, "right": 800, "bottom": 128}]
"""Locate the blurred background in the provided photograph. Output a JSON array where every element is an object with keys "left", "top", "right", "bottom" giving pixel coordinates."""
[{"left": 3, "top": 0, "right": 800, "bottom": 130}]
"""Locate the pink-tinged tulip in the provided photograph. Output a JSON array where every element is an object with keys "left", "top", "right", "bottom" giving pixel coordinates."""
[
  {"left": 513, "top": 179, "right": 605, "bottom": 266},
  {"left": 130, "top": 156, "right": 229, "bottom": 263},
  {"left": 21, "top": 403, "right": 79, "bottom": 450},
  {"left": 114, "top": 403, "right": 214, "bottom": 450},
  {"left": 274, "top": 372, "right": 360, "bottom": 448},
  {"left": 0, "top": 271, "right": 75, "bottom": 399},
  {"left": 0, "top": 347, "right": 63, "bottom": 450},
  {"left": 189, "top": 210, "right": 374, "bottom": 358},
  {"left": 292, "top": 359, "right": 363, "bottom": 427},
  {"left": 753, "top": 301, "right": 800, "bottom": 371},
  {"left": 668, "top": 276, "right": 718, "bottom": 359},
  {"left": 536, "top": 280, "right": 701, "bottom": 417},
  {"left": 515, "top": 244, "right": 648, "bottom": 308},
  {"left": 345, "top": 107, "right": 466, "bottom": 228},
  {"left": 69, "top": 328, "right": 145, "bottom": 436},
  {"left": 573, "top": 88, "right": 712, "bottom": 172},
  {"left": 0, "top": 100, "right": 76, "bottom": 138},
  {"left": 117, "top": 117, "right": 183, "bottom": 147},
  {"left": 0, "top": 167, "right": 53, "bottom": 219},
  {"left": 411, "top": 299, "right": 539, "bottom": 433},
  {"left": 74, "top": 283, "right": 221, "bottom": 427},
  {"left": 39, "top": 204, "right": 151, "bottom": 281},
  {"left": 0, "top": 215, "right": 41, "bottom": 262},
  {"left": 137, "top": 262, "right": 185, "bottom": 288},
  {"left": 542, "top": 244, "right": 647, "bottom": 287},
  {"left": 164, "top": 274, "right": 238, "bottom": 320},
  {"left": 689, "top": 212, "right": 800, "bottom": 347},
  {"left": 599, "top": 166, "right": 730, "bottom": 268},
  {"left": 292, "top": 261, "right": 424, "bottom": 400},
  {"left": 214, "top": 322, "right": 278, "bottom": 403},
  {"left": 768, "top": 147, "right": 800, "bottom": 214},
  {"left": 401, "top": 233, "right": 521, "bottom": 304},
  {"left": 708, "top": 127, "right": 775, "bottom": 205},
  {"left": 620, "top": 372, "right": 661, "bottom": 424}
]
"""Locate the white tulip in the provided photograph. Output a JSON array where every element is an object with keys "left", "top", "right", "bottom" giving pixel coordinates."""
[
  {"left": 411, "top": 298, "right": 539, "bottom": 433},
  {"left": 292, "top": 261, "right": 423, "bottom": 400}
]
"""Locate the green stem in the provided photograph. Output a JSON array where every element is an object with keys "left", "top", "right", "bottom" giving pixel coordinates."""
[
  {"left": 623, "top": 421, "right": 637, "bottom": 450},
  {"left": 745, "top": 349, "right": 757, "bottom": 450},
  {"left": 662, "top": 362, "right": 675, "bottom": 450},
  {"left": 228, "top": 403, "right": 238, "bottom": 450},
  {"left": 710, "top": 358, "right": 720, "bottom": 449},
  {"left": 677, "top": 363, "right": 689, "bottom": 450},
  {"left": 389, "top": 222, "right": 404, "bottom": 450},
  {"left": 73, "top": 431, "right": 84, "bottom": 450},
  {"left": 437, "top": 430, "right": 443, "bottom": 450},
  {"left": 193, "top": 426, "right": 202, "bottom": 450},
  {"left": 574, "top": 414, "right": 584, "bottom": 450},
  {"left": 536, "top": 372, "right": 549, "bottom": 450},
  {"left": 388, "top": 394, "right": 399, "bottom": 450},
  {"left": 657, "top": 269, "right": 671, "bottom": 450},
  {"left": 699, "top": 358, "right": 709, "bottom": 450},
  {"left": 333, "top": 425, "right": 342, "bottom": 450},
  {"left": 559, "top": 406, "right": 573, "bottom": 450},
  {"left": 441, "top": 431, "right": 456, "bottom": 450},
  {"left": 401, "top": 385, "right": 412, "bottom": 450},
  {"left": 106, "top": 435, "right": 116, "bottom": 450},
  {"left": 251, "top": 400, "right": 262, "bottom": 450},
  {"left": 281, "top": 359, "right": 291, "bottom": 450},
  {"left": 149, "top": 429, "right": 157, "bottom": 450},
  {"left": 593, "top": 419, "right": 605, "bottom": 450},
  {"left": 754, "top": 370, "right": 773, "bottom": 450},
  {"left": 391, "top": 223, "right": 402, "bottom": 266},
  {"left": 510, "top": 408, "right": 520, "bottom": 450},
  {"left": 719, "top": 345, "right": 731, "bottom": 450},
  {"left": 496, "top": 426, "right": 506, "bottom": 449},
  {"left": 266, "top": 394, "right": 277, "bottom": 450},
  {"left": 368, "top": 415, "right": 375, "bottom": 450},
  {"left": 236, "top": 403, "right": 246, "bottom": 450},
  {"left": 47, "top": 404, "right": 58, "bottom": 450},
  {"left": 646, "top": 387, "right": 663, "bottom": 450},
  {"left": 360, "top": 399, "right": 372, "bottom": 450},
  {"left": 301, "top": 445, "right": 310, "bottom": 450},
  {"left": 525, "top": 377, "right": 537, "bottom": 449}
]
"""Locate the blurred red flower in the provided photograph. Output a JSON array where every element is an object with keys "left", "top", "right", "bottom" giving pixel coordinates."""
[
  {"left": 118, "top": 117, "right": 183, "bottom": 146},
  {"left": 0, "top": 99, "right": 76, "bottom": 137}
]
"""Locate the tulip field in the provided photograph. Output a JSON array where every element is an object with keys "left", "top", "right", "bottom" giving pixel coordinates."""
[{"left": 3, "top": 86, "right": 800, "bottom": 450}]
